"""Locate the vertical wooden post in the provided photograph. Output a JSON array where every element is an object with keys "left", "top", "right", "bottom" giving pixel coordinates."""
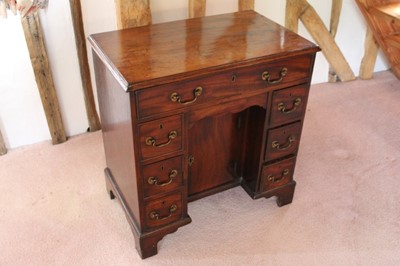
[
  {"left": 0, "top": 129, "right": 6, "bottom": 155},
  {"left": 329, "top": 0, "right": 342, "bottom": 43},
  {"left": 328, "top": 0, "right": 343, "bottom": 82},
  {"left": 238, "top": 0, "right": 254, "bottom": 11},
  {"left": 285, "top": 1, "right": 305, "bottom": 33},
  {"left": 69, "top": 0, "right": 101, "bottom": 132},
  {"left": 115, "top": 0, "right": 152, "bottom": 29},
  {"left": 359, "top": 27, "right": 379, "bottom": 79},
  {"left": 300, "top": 4, "right": 355, "bottom": 81},
  {"left": 189, "top": 0, "right": 206, "bottom": 18},
  {"left": 21, "top": 13, "right": 67, "bottom": 144},
  {"left": 286, "top": 0, "right": 355, "bottom": 82}
]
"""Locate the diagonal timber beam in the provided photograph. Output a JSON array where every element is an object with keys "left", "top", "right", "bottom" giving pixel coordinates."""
[
  {"left": 359, "top": 27, "right": 379, "bottom": 79},
  {"left": 286, "top": 0, "right": 356, "bottom": 82},
  {"left": 285, "top": 0, "right": 308, "bottom": 33},
  {"left": 328, "top": 0, "right": 343, "bottom": 82}
]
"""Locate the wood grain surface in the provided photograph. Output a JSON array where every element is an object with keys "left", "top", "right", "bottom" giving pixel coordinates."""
[
  {"left": 189, "top": 0, "right": 206, "bottom": 18},
  {"left": 89, "top": 10, "right": 318, "bottom": 91},
  {"left": 69, "top": 0, "right": 101, "bottom": 132},
  {"left": 239, "top": 0, "right": 255, "bottom": 11},
  {"left": 115, "top": 0, "right": 152, "bottom": 29},
  {"left": 21, "top": 13, "right": 66, "bottom": 144}
]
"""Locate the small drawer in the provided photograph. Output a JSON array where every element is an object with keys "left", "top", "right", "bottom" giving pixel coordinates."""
[
  {"left": 265, "top": 122, "right": 301, "bottom": 162},
  {"left": 138, "top": 115, "right": 183, "bottom": 160},
  {"left": 144, "top": 192, "right": 182, "bottom": 229},
  {"left": 250, "top": 55, "right": 313, "bottom": 90},
  {"left": 260, "top": 157, "right": 296, "bottom": 192},
  {"left": 269, "top": 85, "right": 308, "bottom": 127},
  {"left": 142, "top": 156, "right": 184, "bottom": 198},
  {"left": 136, "top": 72, "right": 237, "bottom": 119}
]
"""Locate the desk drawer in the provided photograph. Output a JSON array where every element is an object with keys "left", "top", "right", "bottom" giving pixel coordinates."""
[
  {"left": 269, "top": 85, "right": 308, "bottom": 127},
  {"left": 239, "top": 54, "right": 313, "bottom": 91},
  {"left": 265, "top": 122, "right": 301, "bottom": 162},
  {"left": 144, "top": 192, "right": 182, "bottom": 229},
  {"left": 136, "top": 55, "right": 313, "bottom": 119},
  {"left": 138, "top": 115, "right": 183, "bottom": 160},
  {"left": 260, "top": 157, "right": 296, "bottom": 192},
  {"left": 136, "top": 72, "right": 237, "bottom": 119},
  {"left": 142, "top": 156, "right": 184, "bottom": 198}
]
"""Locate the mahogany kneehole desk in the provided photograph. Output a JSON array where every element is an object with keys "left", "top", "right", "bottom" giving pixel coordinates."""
[{"left": 89, "top": 10, "right": 319, "bottom": 259}]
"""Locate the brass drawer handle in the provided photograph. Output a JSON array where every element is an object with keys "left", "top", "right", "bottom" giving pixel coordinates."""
[
  {"left": 149, "top": 204, "right": 178, "bottom": 220},
  {"left": 278, "top": 98, "right": 302, "bottom": 114},
  {"left": 262, "top": 67, "right": 288, "bottom": 84},
  {"left": 272, "top": 135, "right": 295, "bottom": 151},
  {"left": 170, "top": 86, "right": 203, "bottom": 105},
  {"left": 145, "top": 130, "right": 177, "bottom": 148},
  {"left": 148, "top": 169, "right": 178, "bottom": 187},
  {"left": 267, "top": 169, "right": 290, "bottom": 183}
]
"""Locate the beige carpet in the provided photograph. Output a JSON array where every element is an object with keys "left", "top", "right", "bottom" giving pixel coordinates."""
[{"left": 1, "top": 71, "right": 399, "bottom": 265}]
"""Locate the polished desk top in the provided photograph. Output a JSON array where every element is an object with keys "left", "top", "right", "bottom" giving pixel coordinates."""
[{"left": 89, "top": 10, "right": 319, "bottom": 91}]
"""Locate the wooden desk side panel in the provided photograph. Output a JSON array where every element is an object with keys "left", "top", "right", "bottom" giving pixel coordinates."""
[{"left": 93, "top": 52, "right": 141, "bottom": 229}]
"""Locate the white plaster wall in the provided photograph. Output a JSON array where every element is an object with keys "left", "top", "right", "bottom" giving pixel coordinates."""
[
  {"left": 0, "top": 15, "right": 50, "bottom": 148},
  {"left": 0, "top": 0, "right": 389, "bottom": 149}
]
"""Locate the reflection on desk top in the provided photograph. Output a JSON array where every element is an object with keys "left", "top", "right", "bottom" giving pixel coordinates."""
[{"left": 88, "top": 10, "right": 319, "bottom": 91}]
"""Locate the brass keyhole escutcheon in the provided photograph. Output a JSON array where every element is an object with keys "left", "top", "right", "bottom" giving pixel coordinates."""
[
  {"left": 231, "top": 74, "right": 237, "bottom": 82},
  {"left": 188, "top": 155, "right": 195, "bottom": 167}
]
